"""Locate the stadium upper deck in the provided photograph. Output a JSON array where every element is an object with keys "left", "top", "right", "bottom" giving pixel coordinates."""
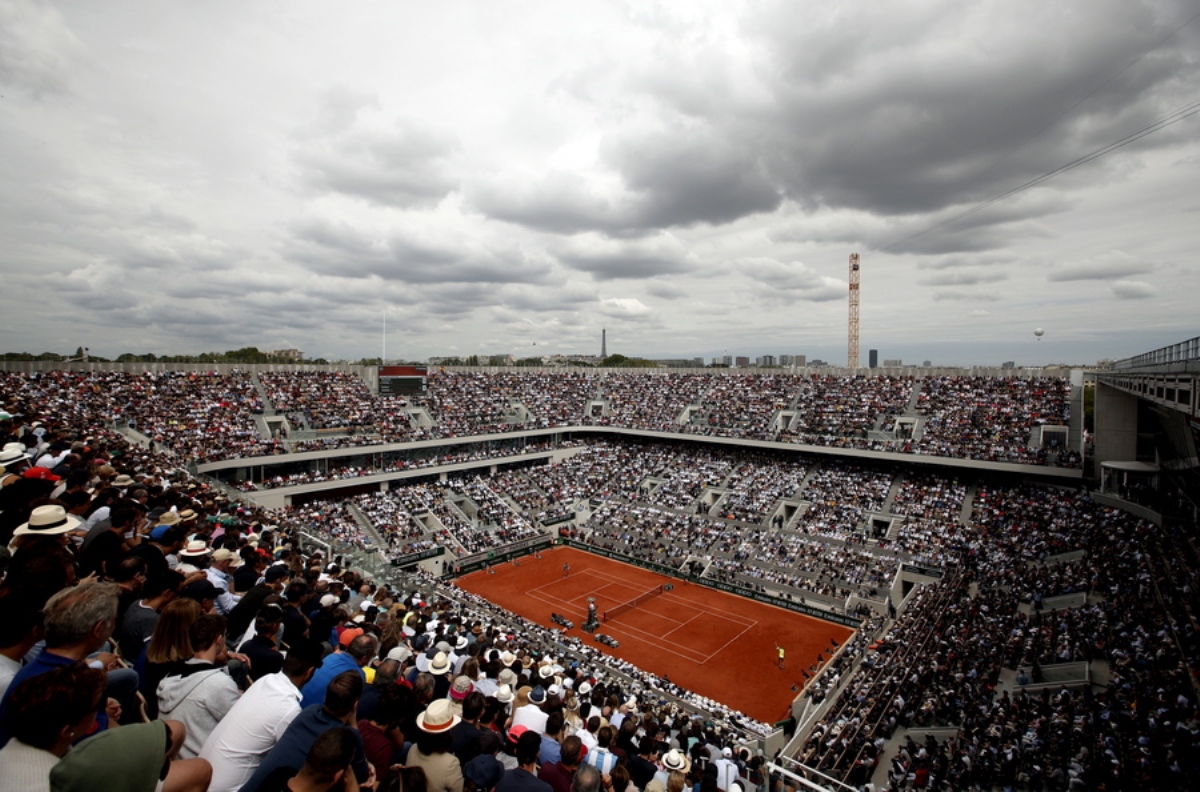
[{"left": 0, "top": 367, "right": 1078, "bottom": 472}]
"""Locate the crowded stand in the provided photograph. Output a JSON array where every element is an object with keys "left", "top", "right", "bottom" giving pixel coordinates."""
[
  {"left": 794, "top": 462, "right": 893, "bottom": 541},
  {"left": 4, "top": 365, "right": 1197, "bottom": 791},
  {"left": 686, "top": 374, "right": 796, "bottom": 438},
  {"left": 781, "top": 375, "right": 914, "bottom": 444},
  {"left": 1, "top": 369, "right": 1075, "bottom": 471},
  {"left": 410, "top": 371, "right": 523, "bottom": 437},
  {"left": 913, "top": 375, "right": 1071, "bottom": 465},
  {"left": 259, "top": 370, "right": 382, "bottom": 432},
  {"left": 719, "top": 455, "right": 809, "bottom": 524},
  {"left": 885, "top": 472, "right": 970, "bottom": 564},
  {"left": 0, "top": 411, "right": 781, "bottom": 790},
  {"left": 589, "top": 373, "right": 713, "bottom": 433},
  {"left": 233, "top": 441, "right": 566, "bottom": 492}
]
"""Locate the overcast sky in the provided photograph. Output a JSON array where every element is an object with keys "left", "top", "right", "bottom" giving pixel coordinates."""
[{"left": 2, "top": 0, "right": 1198, "bottom": 366}]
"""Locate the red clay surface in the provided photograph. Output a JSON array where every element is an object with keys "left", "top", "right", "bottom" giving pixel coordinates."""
[{"left": 455, "top": 546, "right": 854, "bottom": 723}]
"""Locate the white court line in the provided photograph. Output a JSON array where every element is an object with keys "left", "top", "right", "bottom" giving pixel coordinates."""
[
  {"left": 525, "top": 569, "right": 650, "bottom": 616},
  {"left": 601, "top": 593, "right": 759, "bottom": 664},
  {"left": 576, "top": 564, "right": 759, "bottom": 628},
  {"left": 493, "top": 555, "right": 760, "bottom": 665}
]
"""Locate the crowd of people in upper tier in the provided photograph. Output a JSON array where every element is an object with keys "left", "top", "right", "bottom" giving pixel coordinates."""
[{"left": 0, "top": 368, "right": 1075, "bottom": 469}]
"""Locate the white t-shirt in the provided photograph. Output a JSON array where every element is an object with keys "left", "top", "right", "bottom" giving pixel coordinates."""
[{"left": 198, "top": 671, "right": 303, "bottom": 792}]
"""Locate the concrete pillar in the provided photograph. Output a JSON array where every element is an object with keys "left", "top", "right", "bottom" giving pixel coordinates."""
[{"left": 1094, "top": 383, "right": 1139, "bottom": 467}]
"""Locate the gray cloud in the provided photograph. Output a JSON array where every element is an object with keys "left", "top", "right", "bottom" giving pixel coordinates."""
[
  {"left": 288, "top": 217, "right": 553, "bottom": 286},
  {"left": 738, "top": 258, "right": 845, "bottom": 305},
  {"left": 1112, "top": 280, "right": 1157, "bottom": 299},
  {"left": 472, "top": 124, "right": 781, "bottom": 235},
  {"left": 0, "top": 0, "right": 1195, "bottom": 366},
  {"left": 296, "top": 110, "right": 458, "bottom": 208},
  {"left": 1048, "top": 253, "right": 1153, "bottom": 282},
  {"left": 645, "top": 280, "right": 688, "bottom": 300},
  {"left": 553, "top": 233, "right": 698, "bottom": 280},
  {"left": 0, "top": 0, "right": 85, "bottom": 97},
  {"left": 932, "top": 290, "right": 1003, "bottom": 303},
  {"left": 918, "top": 270, "right": 1008, "bottom": 287}
]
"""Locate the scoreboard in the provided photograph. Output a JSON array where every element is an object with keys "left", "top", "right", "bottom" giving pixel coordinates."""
[{"left": 379, "top": 365, "right": 427, "bottom": 396}]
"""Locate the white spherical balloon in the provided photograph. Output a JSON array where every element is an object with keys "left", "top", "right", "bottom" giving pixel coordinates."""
[{"left": 1033, "top": 327, "right": 1044, "bottom": 338}]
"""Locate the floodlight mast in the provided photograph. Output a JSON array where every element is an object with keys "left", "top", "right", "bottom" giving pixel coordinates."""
[{"left": 847, "top": 253, "right": 860, "bottom": 369}]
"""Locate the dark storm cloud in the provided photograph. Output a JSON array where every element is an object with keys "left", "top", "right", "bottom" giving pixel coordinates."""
[
  {"left": 604, "top": 123, "right": 782, "bottom": 228},
  {"left": 472, "top": 2, "right": 1196, "bottom": 251},
  {"left": 471, "top": 124, "right": 781, "bottom": 236},
  {"left": 553, "top": 233, "right": 697, "bottom": 280},
  {"left": 287, "top": 217, "right": 552, "bottom": 285},
  {"left": 748, "top": 1, "right": 1198, "bottom": 218}
]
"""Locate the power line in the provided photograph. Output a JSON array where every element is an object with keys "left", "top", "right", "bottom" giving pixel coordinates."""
[
  {"left": 882, "top": 98, "right": 1200, "bottom": 253},
  {"left": 880, "top": 7, "right": 1200, "bottom": 253},
  {"left": 969, "top": 6, "right": 1200, "bottom": 188}
]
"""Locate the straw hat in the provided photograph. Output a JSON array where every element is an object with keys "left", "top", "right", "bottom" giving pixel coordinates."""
[
  {"left": 429, "top": 651, "right": 452, "bottom": 676},
  {"left": 13, "top": 505, "right": 82, "bottom": 538},
  {"left": 179, "top": 540, "right": 212, "bottom": 557},
  {"left": 662, "top": 749, "right": 691, "bottom": 773},
  {"left": 417, "top": 699, "right": 461, "bottom": 733}
]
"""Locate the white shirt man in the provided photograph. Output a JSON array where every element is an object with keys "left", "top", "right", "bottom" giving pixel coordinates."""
[
  {"left": 713, "top": 748, "right": 739, "bottom": 791},
  {"left": 198, "top": 664, "right": 315, "bottom": 792}
]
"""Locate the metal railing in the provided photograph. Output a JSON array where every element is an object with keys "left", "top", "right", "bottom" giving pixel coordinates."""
[{"left": 1111, "top": 335, "right": 1200, "bottom": 370}]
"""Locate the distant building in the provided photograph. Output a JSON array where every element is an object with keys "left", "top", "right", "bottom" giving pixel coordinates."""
[
  {"left": 868, "top": 349, "right": 878, "bottom": 369},
  {"left": 268, "top": 349, "right": 303, "bottom": 362},
  {"left": 734, "top": 356, "right": 750, "bottom": 367},
  {"left": 794, "top": 355, "right": 806, "bottom": 367},
  {"left": 808, "top": 358, "right": 827, "bottom": 367},
  {"left": 757, "top": 355, "right": 776, "bottom": 366},
  {"left": 883, "top": 358, "right": 903, "bottom": 367},
  {"left": 692, "top": 357, "right": 705, "bottom": 367},
  {"left": 1001, "top": 360, "right": 1016, "bottom": 369},
  {"left": 779, "top": 354, "right": 794, "bottom": 366},
  {"left": 922, "top": 360, "right": 932, "bottom": 367},
  {"left": 715, "top": 355, "right": 733, "bottom": 366}
]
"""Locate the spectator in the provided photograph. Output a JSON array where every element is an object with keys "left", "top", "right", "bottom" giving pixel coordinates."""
[
  {"left": 299, "top": 631, "right": 379, "bottom": 709},
  {"left": 0, "top": 663, "right": 106, "bottom": 788},
  {"left": 198, "top": 638, "right": 324, "bottom": 792},
  {"left": 0, "top": 580, "right": 134, "bottom": 748},
  {"left": 409, "top": 699, "right": 466, "bottom": 792},
  {"left": 241, "top": 670, "right": 372, "bottom": 792},
  {"left": 157, "top": 613, "right": 241, "bottom": 758},
  {"left": 497, "top": 729, "right": 551, "bottom": 792}
]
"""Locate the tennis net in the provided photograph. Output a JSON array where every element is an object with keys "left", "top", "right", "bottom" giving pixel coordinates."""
[{"left": 602, "top": 585, "right": 665, "bottom": 622}]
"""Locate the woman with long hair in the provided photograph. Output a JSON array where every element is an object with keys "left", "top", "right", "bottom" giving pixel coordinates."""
[{"left": 139, "top": 597, "right": 201, "bottom": 718}]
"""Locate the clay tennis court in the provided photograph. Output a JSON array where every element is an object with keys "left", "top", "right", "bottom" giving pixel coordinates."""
[{"left": 455, "top": 546, "right": 855, "bottom": 723}]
